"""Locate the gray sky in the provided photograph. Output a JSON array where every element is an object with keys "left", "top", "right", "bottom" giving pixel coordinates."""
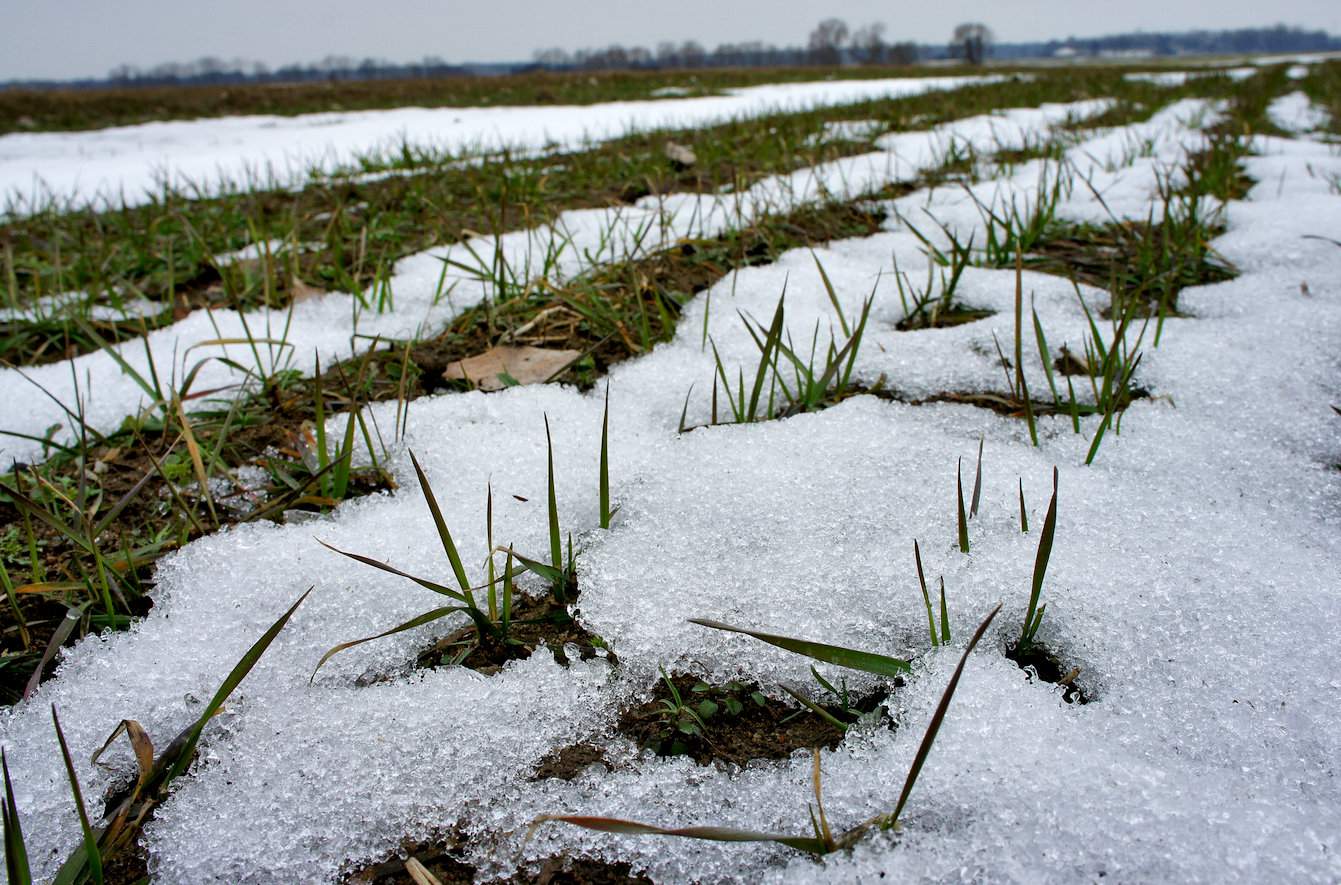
[{"left": 4, "top": 0, "right": 1340, "bottom": 81}]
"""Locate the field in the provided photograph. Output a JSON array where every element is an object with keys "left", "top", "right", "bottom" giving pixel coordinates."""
[{"left": 0, "top": 57, "right": 1339, "bottom": 884}]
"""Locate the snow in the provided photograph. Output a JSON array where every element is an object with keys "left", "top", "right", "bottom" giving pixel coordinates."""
[
  {"left": 0, "top": 98, "right": 1109, "bottom": 467},
  {"left": 1123, "top": 67, "right": 1257, "bottom": 86},
  {"left": 2, "top": 85, "right": 1341, "bottom": 884},
  {"left": 0, "top": 75, "right": 998, "bottom": 215},
  {"left": 1267, "top": 91, "right": 1332, "bottom": 134}
]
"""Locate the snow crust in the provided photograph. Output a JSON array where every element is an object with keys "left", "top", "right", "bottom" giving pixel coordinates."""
[
  {"left": 0, "top": 75, "right": 998, "bottom": 214},
  {"left": 1267, "top": 91, "right": 1332, "bottom": 134},
  {"left": 0, "top": 98, "right": 1108, "bottom": 466},
  {"left": 2, "top": 82, "right": 1341, "bottom": 884}
]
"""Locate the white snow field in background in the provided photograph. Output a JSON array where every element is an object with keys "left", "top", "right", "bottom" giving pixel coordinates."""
[
  {"left": 0, "top": 98, "right": 1112, "bottom": 467},
  {"left": 2, "top": 77, "right": 1340, "bottom": 883},
  {"left": 1268, "top": 90, "right": 1332, "bottom": 134},
  {"left": 0, "top": 75, "right": 998, "bottom": 214}
]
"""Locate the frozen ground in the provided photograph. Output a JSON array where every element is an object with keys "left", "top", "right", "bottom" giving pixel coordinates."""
[
  {"left": 0, "top": 74, "right": 996, "bottom": 214},
  {"left": 1, "top": 87, "right": 1340, "bottom": 884}
]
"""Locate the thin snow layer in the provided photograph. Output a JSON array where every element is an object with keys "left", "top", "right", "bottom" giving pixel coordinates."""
[
  {"left": 0, "top": 99, "right": 1109, "bottom": 466},
  {"left": 0, "top": 75, "right": 997, "bottom": 212},
  {"left": 0, "top": 291, "right": 162, "bottom": 323},
  {"left": 3, "top": 100, "right": 1341, "bottom": 884},
  {"left": 1267, "top": 91, "right": 1332, "bottom": 134},
  {"left": 1128, "top": 67, "right": 1257, "bottom": 85}
]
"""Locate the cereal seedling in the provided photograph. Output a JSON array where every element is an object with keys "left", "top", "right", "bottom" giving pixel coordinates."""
[
  {"left": 313, "top": 452, "right": 530, "bottom": 678},
  {"left": 2, "top": 750, "right": 29, "bottom": 885},
  {"left": 1019, "top": 468, "right": 1059, "bottom": 650},
  {"left": 956, "top": 457, "right": 970, "bottom": 553},
  {"left": 914, "top": 541, "right": 952, "bottom": 648},
  {"left": 599, "top": 383, "right": 612, "bottom": 529},
  {"left": 688, "top": 619, "right": 911, "bottom": 678},
  {"left": 19, "top": 589, "right": 311, "bottom": 884},
  {"left": 531, "top": 605, "right": 1002, "bottom": 855}
]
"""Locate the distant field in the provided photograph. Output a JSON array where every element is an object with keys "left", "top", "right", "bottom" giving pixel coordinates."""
[
  {"left": 0, "top": 64, "right": 999, "bottom": 135},
  {"left": 0, "top": 57, "right": 1287, "bottom": 136}
]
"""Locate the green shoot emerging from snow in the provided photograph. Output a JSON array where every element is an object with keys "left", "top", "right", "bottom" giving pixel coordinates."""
[{"left": 530, "top": 604, "right": 1002, "bottom": 855}]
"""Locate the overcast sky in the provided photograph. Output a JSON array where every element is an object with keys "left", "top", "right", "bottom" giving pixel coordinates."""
[{"left": 4, "top": 0, "right": 1341, "bottom": 81}]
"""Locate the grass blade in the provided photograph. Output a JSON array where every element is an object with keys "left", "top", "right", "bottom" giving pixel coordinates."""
[
  {"left": 543, "top": 415, "right": 565, "bottom": 600},
  {"left": 166, "top": 587, "right": 310, "bottom": 782},
  {"left": 311, "top": 606, "right": 469, "bottom": 682},
  {"left": 689, "top": 618, "right": 910, "bottom": 677},
  {"left": 956, "top": 457, "right": 969, "bottom": 553},
  {"left": 1018, "top": 478, "right": 1029, "bottom": 533},
  {"left": 51, "top": 706, "right": 103, "bottom": 885},
  {"left": 1020, "top": 468, "right": 1058, "bottom": 647},
  {"left": 527, "top": 815, "right": 830, "bottom": 855},
  {"left": 317, "top": 539, "right": 469, "bottom": 604},
  {"left": 811, "top": 253, "right": 850, "bottom": 337},
  {"left": 938, "top": 578, "right": 950, "bottom": 645},
  {"left": 780, "top": 684, "right": 849, "bottom": 732},
  {"left": 408, "top": 451, "right": 471, "bottom": 593},
  {"left": 913, "top": 540, "right": 937, "bottom": 647},
  {"left": 2, "top": 750, "right": 31, "bottom": 885},
  {"left": 969, "top": 436, "right": 983, "bottom": 519},
  {"left": 599, "top": 383, "right": 611, "bottom": 529},
  {"left": 842, "top": 602, "right": 1002, "bottom": 845}
]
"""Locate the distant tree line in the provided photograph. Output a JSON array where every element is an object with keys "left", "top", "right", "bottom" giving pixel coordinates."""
[
  {"left": 1, "top": 23, "right": 1337, "bottom": 91},
  {"left": 996, "top": 24, "right": 1340, "bottom": 60},
  {"left": 102, "top": 55, "right": 471, "bottom": 88},
  {"left": 531, "top": 19, "right": 919, "bottom": 71}
]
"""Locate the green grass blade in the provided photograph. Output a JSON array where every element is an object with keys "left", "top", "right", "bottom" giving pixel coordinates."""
[
  {"left": 913, "top": 540, "right": 937, "bottom": 647},
  {"left": 311, "top": 605, "right": 470, "bottom": 682},
  {"left": 811, "top": 253, "right": 850, "bottom": 337},
  {"left": 745, "top": 298, "right": 785, "bottom": 421},
  {"left": 313, "top": 356, "right": 330, "bottom": 497},
  {"left": 1021, "top": 468, "right": 1058, "bottom": 646},
  {"left": 956, "top": 458, "right": 969, "bottom": 554},
  {"left": 543, "top": 415, "right": 565, "bottom": 600},
  {"left": 1018, "top": 478, "right": 1029, "bottom": 533},
  {"left": 501, "top": 549, "right": 514, "bottom": 636},
  {"left": 780, "top": 684, "right": 849, "bottom": 732},
  {"left": 689, "top": 618, "right": 910, "bottom": 677},
  {"left": 408, "top": 450, "right": 471, "bottom": 593},
  {"left": 51, "top": 706, "right": 103, "bottom": 885},
  {"left": 969, "top": 436, "right": 983, "bottom": 519},
  {"left": 317, "top": 540, "right": 469, "bottom": 604},
  {"left": 886, "top": 602, "right": 1001, "bottom": 828},
  {"left": 2, "top": 750, "right": 31, "bottom": 885},
  {"left": 1032, "top": 302, "right": 1060, "bottom": 406},
  {"left": 166, "top": 587, "right": 310, "bottom": 783},
  {"left": 938, "top": 578, "right": 950, "bottom": 645},
  {"left": 600, "top": 383, "right": 611, "bottom": 529}
]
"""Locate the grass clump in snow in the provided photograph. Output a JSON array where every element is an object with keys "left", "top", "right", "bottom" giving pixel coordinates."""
[
  {"left": 531, "top": 603, "right": 1001, "bottom": 856},
  {"left": 682, "top": 256, "right": 873, "bottom": 431},
  {"left": 2, "top": 589, "right": 310, "bottom": 883}
]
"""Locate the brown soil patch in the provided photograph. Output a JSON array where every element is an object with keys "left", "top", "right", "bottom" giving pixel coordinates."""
[
  {"left": 409, "top": 582, "right": 613, "bottom": 677},
  {"left": 350, "top": 840, "right": 651, "bottom": 885},
  {"left": 1006, "top": 642, "right": 1089, "bottom": 704},
  {"left": 617, "top": 673, "right": 891, "bottom": 768},
  {"left": 531, "top": 743, "right": 610, "bottom": 782}
]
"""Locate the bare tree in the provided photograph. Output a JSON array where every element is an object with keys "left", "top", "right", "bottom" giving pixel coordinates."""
[
  {"left": 951, "top": 23, "right": 993, "bottom": 65},
  {"left": 888, "top": 42, "right": 919, "bottom": 65},
  {"left": 808, "top": 18, "right": 849, "bottom": 65},
  {"left": 852, "top": 22, "right": 887, "bottom": 64},
  {"left": 533, "top": 48, "right": 570, "bottom": 68},
  {"left": 679, "top": 40, "right": 706, "bottom": 68}
]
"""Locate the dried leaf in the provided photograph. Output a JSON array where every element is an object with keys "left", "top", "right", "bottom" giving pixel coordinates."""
[
  {"left": 289, "top": 276, "right": 327, "bottom": 303},
  {"left": 443, "top": 345, "right": 580, "bottom": 391}
]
